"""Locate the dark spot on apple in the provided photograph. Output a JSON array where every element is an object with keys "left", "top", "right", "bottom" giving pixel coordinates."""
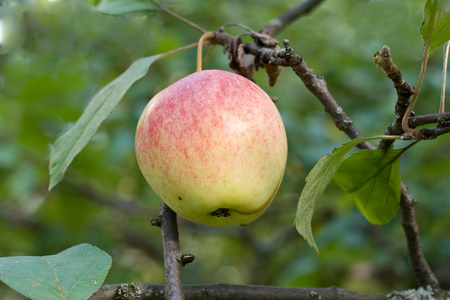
[
  {"left": 178, "top": 196, "right": 182, "bottom": 200},
  {"left": 209, "top": 208, "right": 230, "bottom": 218}
]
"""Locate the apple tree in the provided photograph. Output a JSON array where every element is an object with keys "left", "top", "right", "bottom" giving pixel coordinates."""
[{"left": 0, "top": 0, "right": 449, "bottom": 299}]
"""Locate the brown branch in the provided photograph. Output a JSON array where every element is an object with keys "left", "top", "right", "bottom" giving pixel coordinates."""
[
  {"left": 153, "top": 0, "right": 323, "bottom": 38},
  {"left": 263, "top": 0, "right": 325, "bottom": 36},
  {"left": 400, "top": 183, "right": 440, "bottom": 289},
  {"left": 373, "top": 46, "right": 450, "bottom": 142},
  {"left": 374, "top": 47, "right": 447, "bottom": 286},
  {"left": 332, "top": 46, "right": 442, "bottom": 288},
  {"left": 374, "top": 45, "right": 415, "bottom": 149},
  {"left": 415, "top": 125, "right": 450, "bottom": 140},
  {"left": 409, "top": 112, "right": 450, "bottom": 127},
  {"left": 372, "top": 47, "right": 447, "bottom": 289},
  {"left": 280, "top": 43, "right": 440, "bottom": 289},
  {"left": 408, "top": 112, "right": 450, "bottom": 140},
  {"left": 229, "top": 38, "right": 443, "bottom": 290},
  {"left": 160, "top": 202, "right": 187, "bottom": 300},
  {"left": 287, "top": 54, "right": 443, "bottom": 288},
  {"left": 90, "top": 283, "right": 386, "bottom": 300}
]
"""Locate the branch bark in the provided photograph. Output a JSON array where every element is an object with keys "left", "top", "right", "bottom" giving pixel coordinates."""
[
  {"left": 374, "top": 46, "right": 415, "bottom": 148},
  {"left": 90, "top": 283, "right": 386, "bottom": 300},
  {"left": 160, "top": 202, "right": 186, "bottom": 300},
  {"left": 263, "top": 0, "right": 324, "bottom": 36},
  {"left": 374, "top": 46, "right": 450, "bottom": 141},
  {"left": 373, "top": 46, "right": 445, "bottom": 289},
  {"left": 409, "top": 112, "right": 450, "bottom": 128},
  {"left": 400, "top": 183, "right": 440, "bottom": 289}
]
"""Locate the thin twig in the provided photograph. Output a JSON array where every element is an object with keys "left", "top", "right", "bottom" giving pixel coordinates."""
[
  {"left": 409, "top": 112, "right": 450, "bottom": 127},
  {"left": 401, "top": 10, "right": 438, "bottom": 139},
  {"left": 440, "top": 41, "right": 449, "bottom": 113},
  {"left": 374, "top": 46, "right": 415, "bottom": 149},
  {"left": 263, "top": 0, "right": 325, "bottom": 36},
  {"left": 150, "top": 0, "right": 207, "bottom": 34},
  {"left": 374, "top": 46, "right": 450, "bottom": 143},
  {"left": 416, "top": 125, "right": 450, "bottom": 140}
]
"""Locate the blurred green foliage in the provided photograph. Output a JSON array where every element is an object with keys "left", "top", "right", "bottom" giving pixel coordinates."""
[{"left": 0, "top": 0, "right": 449, "bottom": 299}]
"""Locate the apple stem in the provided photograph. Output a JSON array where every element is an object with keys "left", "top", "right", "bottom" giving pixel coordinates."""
[{"left": 196, "top": 32, "right": 216, "bottom": 72}]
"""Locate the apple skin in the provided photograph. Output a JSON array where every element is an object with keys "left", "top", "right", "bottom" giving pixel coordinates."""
[{"left": 135, "top": 70, "right": 287, "bottom": 226}]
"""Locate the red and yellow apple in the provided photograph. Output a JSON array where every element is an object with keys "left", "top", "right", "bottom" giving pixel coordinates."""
[{"left": 135, "top": 70, "right": 287, "bottom": 226}]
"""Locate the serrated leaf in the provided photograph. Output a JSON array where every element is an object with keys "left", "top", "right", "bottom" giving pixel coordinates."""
[
  {"left": 333, "top": 149, "right": 402, "bottom": 225},
  {"left": 96, "top": 0, "right": 155, "bottom": 15},
  {"left": 421, "top": 0, "right": 450, "bottom": 57},
  {"left": 48, "top": 54, "right": 160, "bottom": 190},
  {"left": 0, "top": 244, "right": 112, "bottom": 300},
  {"left": 294, "top": 136, "right": 395, "bottom": 253}
]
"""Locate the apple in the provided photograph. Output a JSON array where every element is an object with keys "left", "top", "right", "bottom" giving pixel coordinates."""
[{"left": 135, "top": 70, "right": 287, "bottom": 226}]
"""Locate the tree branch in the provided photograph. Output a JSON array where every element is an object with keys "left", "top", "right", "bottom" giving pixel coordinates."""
[
  {"left": 90, "top": 283, "right": 386, "bottom": 300},
  {"left": 227, "top": 38, "right": 443, "bottom": 290},
  {"left": 415, "top": 125, "right": 450, "bottom": 140},
  {"left": 409, "top": 112, "right": 450, "bottom": 127},
  {"left": 373, "top": 46, "right": 450, "bottom": 142},
  {"left": 273, "top": 43, "right": 440, "bottom": 290},
  {"left": 374, "top": 46, "right": 415, "bottom": 148},
  {"left": 400, "top": 183, "right": 440, "bottom": 289},
  {"left": 263, "top": 0, "right": 325, "bottom": 36},
  {"left": 372, "top": 47, "right": 446, "bottom": 289},
  {"left": 159, "top": 202, "right": 186, "bottom": 300}
]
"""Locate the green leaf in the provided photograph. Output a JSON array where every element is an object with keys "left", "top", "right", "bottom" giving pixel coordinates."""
[
  {"left": 0, "top": 244, "right": 112, "bottom": 300},
  {"left": 333, "top": 149, "right": 402, "bottom": 225},
  {"left": 48, "top": 54, "right": 160, "bottom": 190},
  {"left": 421, "top": 0, "right": 450, "bottom": 57},
  {"left": 294, "top": 136, "right": 398, "bottom": 253},
  {"left": 96, "top": 0, "right": 155, "bottom": 15}
]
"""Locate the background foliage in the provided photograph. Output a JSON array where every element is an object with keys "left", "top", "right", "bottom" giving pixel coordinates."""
[{"left": 0, "top": 0, "right": 449, "bottom": 298}]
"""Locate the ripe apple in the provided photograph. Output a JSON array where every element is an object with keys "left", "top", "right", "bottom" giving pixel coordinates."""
[{"left": 135, "top": 70, "right": 287, "bottom": 226}]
